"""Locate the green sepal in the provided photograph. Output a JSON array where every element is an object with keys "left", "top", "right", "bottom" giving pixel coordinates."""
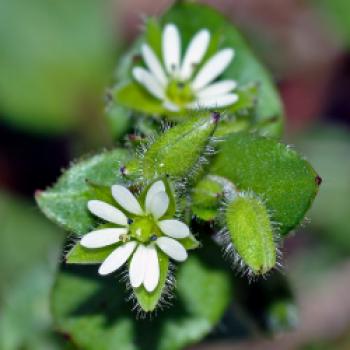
[
  {"left": 133, "top": 250, "right": 169, "bottom": 312},
  {"left": 113, "top": 82, "right": 165, "bottom": 116},
  {"left": 142, "top": 114, "right": 218, "bottom": 180},
  {"left": 180, "top": 234, "right": 200, "bottom": 250},
  {"left": 225, "top": 193, "right": 277, "bottom": 275},
  {"left": 66, "top": 242, "right": 120, "bottom": 265}
]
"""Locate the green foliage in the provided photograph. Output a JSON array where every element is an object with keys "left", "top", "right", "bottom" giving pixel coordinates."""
[
  {"left": 0, "top": 0, "right": 114, "bottom": 133},
  {"left": 51, "top": 246, "right": 232, "bottom": 350},
  {"left": 225, "top": 194, "right": 276, "bottom": 274},
  {"left": 211, "top": 132, "right": 319, "bottom": 235},
  {"left": 36, "top": 149, "right": 130, "bottom": 235}
]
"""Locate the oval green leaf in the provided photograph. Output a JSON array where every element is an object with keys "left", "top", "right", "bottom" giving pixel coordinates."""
[{"left": 211, "top": 132, "right": 320, "bottom": 235}]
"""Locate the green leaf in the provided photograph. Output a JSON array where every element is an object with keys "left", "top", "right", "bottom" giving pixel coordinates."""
[
  {"left": 36, "top": 149, "right": 130, "bottom": 235},
  {"left": 225, "top": 194, "right": 276, "bottom": 274},
  {"left": 51, "top": 245, "right": 232, "bottom": 350},
  {"left": 133, "top": 251, "right": 169, "bottom": 312},
  {"left": 211, "top": 132, "right": 319, "bottom": 235},
  {"left": 113, "top": 2, "right": 283, "bottom": 137},
  {"left": 143, "top": 114, "right": 218, "bottom": 180},
  {"left": 0, "top": 0, "right": 114, "bottom": 134}
]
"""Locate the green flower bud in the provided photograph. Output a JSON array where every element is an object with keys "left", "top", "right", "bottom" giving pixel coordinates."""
[
  {"left": 142, "top": 113, "right": 220, "bottom": 180},
  {"left": 225, "top": 193, "right": 277, "bottom": 275}
]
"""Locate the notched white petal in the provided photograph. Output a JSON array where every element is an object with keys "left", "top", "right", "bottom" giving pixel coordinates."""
[
  {"left": 180, "top": 29, "right": 210, "bottom": 80},
  {"left": 197, "top": 80, "right": 237, "bottom": 99},
  {"left": 188, "top": 93, "right": 238, "bottom": 110},
  {"left": 132, "top": 67, "right": 165, "bottom": 100},
  {"left": 150, "top": 191, "right": 169, "bottom": 219},
  {"left": 141, "top": 44, "right": 167, "bottom": 86},
  {"left": 145, "top": 180, "right": 166, "bottom": 213},
  {"left": 158, "top": 219, "right": 190, "bottom": 239},
  {"left": 143, "top": 245, "right": 160, "bottom": 292},
  {"left": 80, "top": 228, "right": 128, "bottom": 248},
  {"left": 163, "top": 23, "right": 181, "bottom": 75},
  {"left": 111, "top": 185, "right": 143, "bottom": 216},
  {"left": 129, "top": 244, "right": 147, "bottom": 288},
  {"left": 191, "top": 48, "right": 235, "bottom": 91},
  {"left": 156, "top": 237, "right": 188, "bottom": 262},
  {"left": 98, "top": 241, "right": 137, "bottom": 276},
  {"left": 163, "top": 100, "right": 180, "bottom": 112},
  {"left": 87, "top": 200, "right": 128, "bottom": 226}
]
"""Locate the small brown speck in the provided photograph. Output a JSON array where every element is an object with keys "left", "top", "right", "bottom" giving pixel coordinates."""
[{"left": 315, "top": 175, "right": 322, "bottom": 186}]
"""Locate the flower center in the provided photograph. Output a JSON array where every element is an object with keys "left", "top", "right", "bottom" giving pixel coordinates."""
[
  {"left": 166, "top": 80, "right": 195, "bottom": 107},
  {"left": 129, "top": 216, "right": 159, "bottom": 243}
]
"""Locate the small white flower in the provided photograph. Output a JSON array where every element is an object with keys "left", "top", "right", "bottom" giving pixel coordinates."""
[
  {"left": 80, "top": 180, "right": 190, "bottom": 292},
  {"left": 133, "top": 23, "right": 238, "bottom": 112}
]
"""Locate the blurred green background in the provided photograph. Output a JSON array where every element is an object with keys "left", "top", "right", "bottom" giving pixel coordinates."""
[{"left": 0, "top": 0, "right": 349, "bottom": 349}]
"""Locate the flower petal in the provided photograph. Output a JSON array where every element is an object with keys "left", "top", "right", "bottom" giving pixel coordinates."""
[
  {"left": 98, "top": 241, "right": 137, "bottom": 276},
  {"left": 163, "top": 23, "right": 181, "bottom": 75},
  {"left": 187, "top": 93, "right": 238, "bottom": 110},
  {"left": 132, "top": 67, "right": 165, "bottom": 100},
  {"left": 145, "top": 180, "right": 166, "bottom": 213},
  {"left": 180, "top": 29, "right": 210, "bottom": 80},
  {"left": 143, "top": 245, "right": 159, "bottom": 292},
  {"left": 87, "top": 200, "right": 128, "bottom": 226},
  {"left": 156, "top": 237, "right": 187, "bottom": 262},
  {"left": 129, "top": 244, "right": 147, "bottom": 288},
  {"left": 191, "top": 48, "right": 235, "bottom": 91},
  {"left": 80, "top": 228, "right": 128, "bottom": 248},
  {"left": 111, "top": 185, "right": 143, "bottom": 215},
  {"left": 150, "top": 191, "right": 169, "bottom": 219},
  {"left": 141, "top": 44, "right": 167, "bottom": 86},
  {"left": 163, "top": 100, "right": 180, "bottom": 112},
  {"left": 197, "top": 80, "right": 237, "bottom": 99},
  {"left": 80, "top": 228, "right": 128, "bottom": 249},
  {"left": 158, "top": 219, "right": 190, "bottom": 238}
]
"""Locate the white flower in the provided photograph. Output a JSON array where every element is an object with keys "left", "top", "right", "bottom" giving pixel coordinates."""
[
  {"left": 80, "top": 180, "right": 190, "bottom": 292},
  {"left": 132, "top": 23, "right": 238, "bottom": 112}
]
